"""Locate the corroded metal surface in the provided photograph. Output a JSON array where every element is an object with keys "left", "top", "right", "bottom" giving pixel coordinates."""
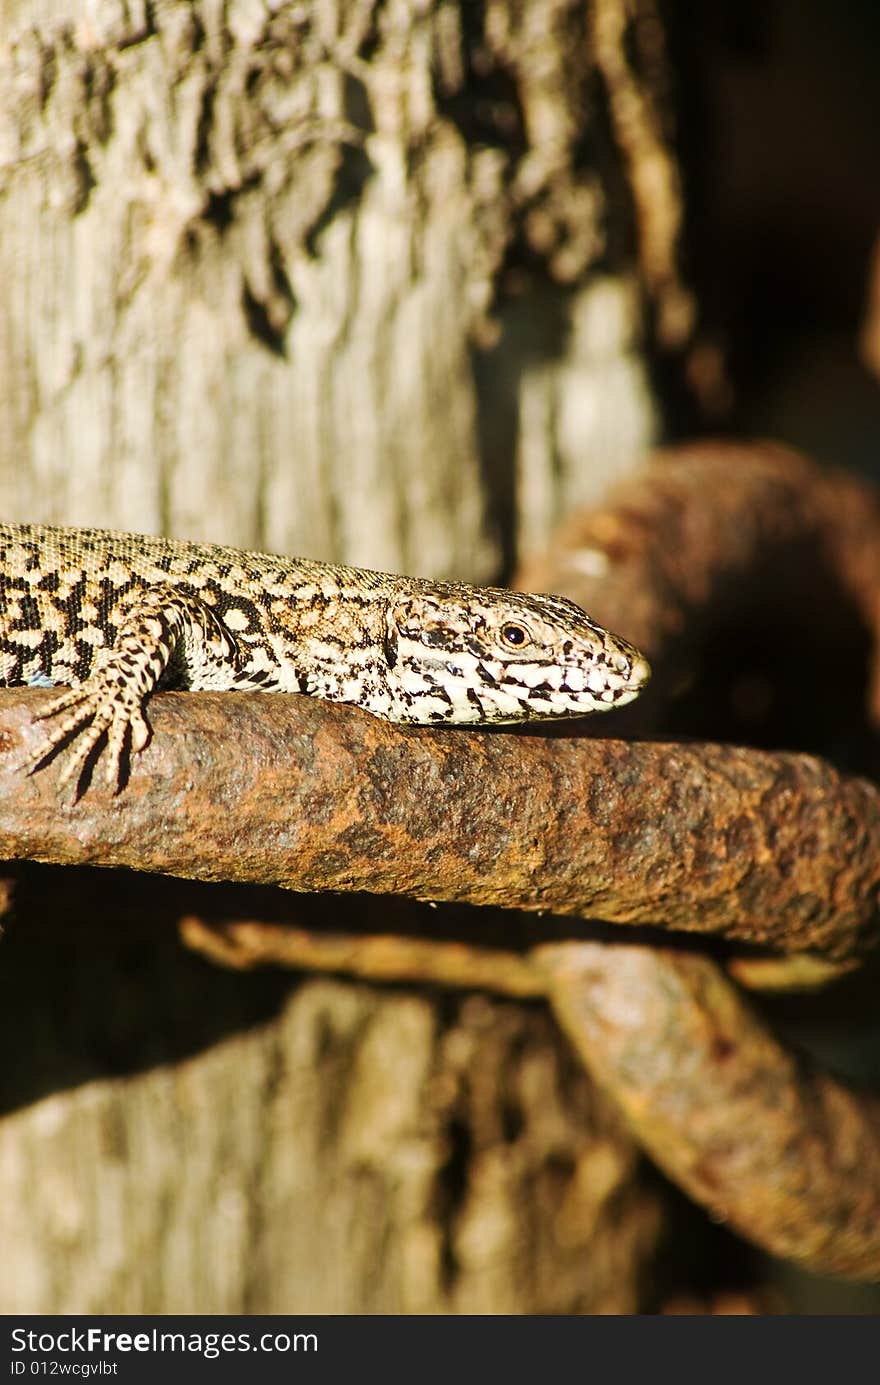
[
  {"left": 537, "top": 941, "right": 880, "bottom": 1282},
  {"left": 518, "top": 441, "right": 880, "bottom": 659},
  {"left": 0, "top": 688, "right": 878, "bottom": 959}
]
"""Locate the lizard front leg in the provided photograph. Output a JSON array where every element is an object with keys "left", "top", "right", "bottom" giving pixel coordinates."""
[{"left": 25, "top": 585, "right": 241, "bottom": 796}]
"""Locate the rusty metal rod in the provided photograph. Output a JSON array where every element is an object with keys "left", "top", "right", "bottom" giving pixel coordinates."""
[
  {"left": 536, "top": 940, "right": 880, "bottom": 1283},
  {"left": 1, "top": 688, "right": 878, "bottom": 960},
  {"left": 518, "top": 440, "right": 880, "bottom": 693}
]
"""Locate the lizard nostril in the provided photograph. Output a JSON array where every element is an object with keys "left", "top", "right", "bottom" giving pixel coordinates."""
[{"left": 629, "top": 653, "right": 651, "bottom": 687}]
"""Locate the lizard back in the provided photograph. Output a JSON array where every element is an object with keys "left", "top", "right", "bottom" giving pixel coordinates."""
[{"left": 0, "top": 522, "right": 397, "bottom": 691}]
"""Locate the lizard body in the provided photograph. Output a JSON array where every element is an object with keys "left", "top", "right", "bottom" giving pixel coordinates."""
[{"left": 0, "top": 522, "right": 650, "bottom": 794}]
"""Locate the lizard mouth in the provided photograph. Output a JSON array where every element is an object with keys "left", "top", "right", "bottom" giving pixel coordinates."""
[{"left": 610, "top": 653, "right": 651, "bottom": 708}]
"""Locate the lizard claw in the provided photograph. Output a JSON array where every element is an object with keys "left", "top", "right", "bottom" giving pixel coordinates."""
[{"left": 25, "top": 680, "right": 152, "bottom": 796}]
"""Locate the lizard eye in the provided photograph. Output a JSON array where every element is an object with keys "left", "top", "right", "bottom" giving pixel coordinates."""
[{"left": 500, "top": 622, "right": 530, "bottom": 649}]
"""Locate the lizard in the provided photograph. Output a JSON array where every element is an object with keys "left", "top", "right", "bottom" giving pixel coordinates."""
[{"left": 0, "top": 522, "right": 651, "bottom": 797}]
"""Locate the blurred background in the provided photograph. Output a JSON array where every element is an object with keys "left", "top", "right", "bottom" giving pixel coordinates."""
[{"left": 672, "top": 0, "right": 880, "bottom": 473}]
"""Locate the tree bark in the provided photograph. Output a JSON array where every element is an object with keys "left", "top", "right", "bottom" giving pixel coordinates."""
[{"left": 0, "top": 0, "right": 686, "bottom": 1312}]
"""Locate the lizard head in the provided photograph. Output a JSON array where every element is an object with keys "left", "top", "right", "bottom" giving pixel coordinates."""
[{"left": 383, "top": 586, "right": 650, "bottom": 724}]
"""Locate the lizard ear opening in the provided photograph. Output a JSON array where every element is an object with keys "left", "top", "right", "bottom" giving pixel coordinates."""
[
  {"left": 386, "top": 596, "right": 428, "bottom": 667},
  {"left": 389, "top": 594, "right": 464, "bottom": 655},
  {"left": 383, "top": 611, "right": 398, "bottom": 669},
  {"left": 389, "top": 594, "right": 430, "bottom": 636}
]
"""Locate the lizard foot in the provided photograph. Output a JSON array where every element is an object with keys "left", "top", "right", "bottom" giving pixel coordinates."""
[{"left": 26, "top": 678, "right": 152, "bottom": 799}]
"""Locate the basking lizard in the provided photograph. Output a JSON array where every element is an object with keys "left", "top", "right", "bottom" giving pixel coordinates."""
[{"left": 0, "top": 522, "right": 650, "bottom": 796}]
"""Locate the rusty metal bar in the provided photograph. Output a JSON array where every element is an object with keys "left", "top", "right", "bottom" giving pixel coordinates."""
[
  {"left": 518, "top": 440, "right": 880, "bottom": 731},
  {"left": 1, "top": 687, "right": 878, "bottom": 959},
  {"left": 536, "top": 940, "right": 880, "bottom": 1283}
]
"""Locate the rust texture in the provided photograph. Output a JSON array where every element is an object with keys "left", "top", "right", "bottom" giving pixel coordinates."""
[
  {"left": 536, "top": 941, "right": 880, "bottom": 1282},
  {"left": 518, "top": 439, "right": 880, "bottom": 732},
  {"left": 0, "top": 686, "right": 879, "bottom": 959}
]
